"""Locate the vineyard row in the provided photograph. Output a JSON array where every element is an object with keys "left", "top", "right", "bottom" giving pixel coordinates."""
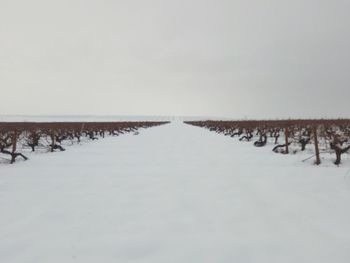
[
  {"left": 184, "top": 119, "right": 350, "bottom": 166},
  {"left": 0, "top": 122, "right": 169, "bottom": 164}
]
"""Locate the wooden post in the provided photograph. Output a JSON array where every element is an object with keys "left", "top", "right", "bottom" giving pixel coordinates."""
[
  {"left": 313, "top": 126, "right": 321, "bottom": 165},
  {"left": 284, "top": 127, "right": 289, "bottom": 154},
  {"left": 50, "top": 131, "right": 55, "bottom": 152},
  {"left": 11, "top": 132, "right": 17, "bottom": 153},
  {"left": 11, "top": 131, "right": 18, "bottom": 164}
]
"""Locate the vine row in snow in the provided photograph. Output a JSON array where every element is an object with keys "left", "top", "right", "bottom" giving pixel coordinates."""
[
  {"left": 0, "top": 121, "right": 169, "bottom": 164},
  {"left": 185, "top": 119, "right": 350, "bottom": 166}
]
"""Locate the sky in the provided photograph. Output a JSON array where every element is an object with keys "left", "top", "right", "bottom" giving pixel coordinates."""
[{"left": 1, "top": 0, "right": 350, "bottom": 119}]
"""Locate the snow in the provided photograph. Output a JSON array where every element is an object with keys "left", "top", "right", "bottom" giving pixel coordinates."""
[{"left": 1, "top": 121, "right": 350, "bottom": 263}]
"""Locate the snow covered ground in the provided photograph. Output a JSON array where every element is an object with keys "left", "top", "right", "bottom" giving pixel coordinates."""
[{"left": 1, "top": 121, "right": 350, "bottom": 263}]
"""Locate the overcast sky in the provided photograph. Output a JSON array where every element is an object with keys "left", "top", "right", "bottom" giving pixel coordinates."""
[{"left": 1, "top": 0, "right": 349, "bottom": 119}]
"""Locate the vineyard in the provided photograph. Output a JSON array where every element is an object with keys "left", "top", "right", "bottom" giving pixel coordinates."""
[
  {"left": 185, "top": 119, "right": 350, "bottom": 166},
  {"left": 1, "top": 120, "right": 350, "bottom": 262},
  {"left": 2, "top": 119, "right": 350, "bottom": 166},
  {"left": 0, "top": 121, "right": 169, "bottom": 164}
]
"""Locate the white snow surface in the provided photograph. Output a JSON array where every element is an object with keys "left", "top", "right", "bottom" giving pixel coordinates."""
[{"left": 1, "top": 121, "right": 350, "bottom": 262}]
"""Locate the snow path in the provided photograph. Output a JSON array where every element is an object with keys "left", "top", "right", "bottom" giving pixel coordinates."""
[{"left": 1, "top": 122, "right": 350, "bottom": 263}]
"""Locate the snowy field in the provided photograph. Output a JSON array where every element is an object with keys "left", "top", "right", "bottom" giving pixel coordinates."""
[{"left": 1, "top": 121, "right": 350, "bottom": 262}]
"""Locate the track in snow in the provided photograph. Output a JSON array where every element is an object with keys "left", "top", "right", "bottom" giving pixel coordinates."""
[{"left": 1, "top": 122, "right": 350, "bottom": 263}]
